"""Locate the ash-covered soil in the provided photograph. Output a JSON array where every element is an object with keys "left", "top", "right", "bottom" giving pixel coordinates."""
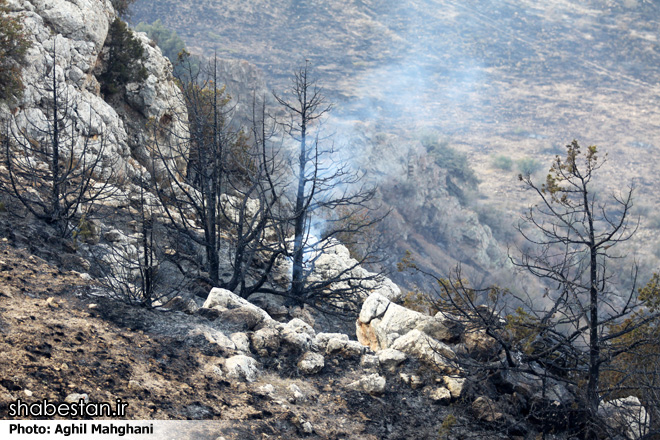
[{"left": 0, "top": 236, "right": 467, "bottom": 439}]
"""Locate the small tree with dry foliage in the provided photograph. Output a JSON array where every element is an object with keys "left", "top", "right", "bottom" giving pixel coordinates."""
[{"left": 404, "top": 141, "right": 660, "bottom": 439}]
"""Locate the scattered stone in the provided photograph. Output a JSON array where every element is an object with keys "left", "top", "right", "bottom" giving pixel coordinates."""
[
  {"left": 463, "top": 329, "right": 500, "bottom": 359},
  {"left": 297, "top": 352, "right": 325, "bottom": 375},
  {"left": 377, "top": 348, "right": 407, "bottom": 370},
  {"left": 314, "top": 332, "right": 349, "bottom": 352},
  {"left": 288, "top": 384, "right": 306, "bottom": 403},
  {"left": 360, "top": 354, "right": 380, "bottom": 371},
  {"left": 428, "top": 387, "right": 452, "bottom": 404},
  {"left": 279, "top": 318, "right": 315, "bottom": 353},
  {"left": 23, "top": 389, "right": 33, "bottom": 397},
  {"left": 46, "top": 297, "right": 58, "bottom": 308},
  {"left": 348, "top": 374, "right": 386, "bottom": 395},
  {"left": 224, "top": 355, "right": 260, "bottom": 382},
  {"left": 203, "top": 288, "right": 272, "bottom": 324},
  {"left": 472, "top": 396, "right": 504, "bottom": 422},
  {"left": 230, "top": 332, "right": 250, "bottom": 353},
  {"left": 390, "top": 329, "right": 458, "bottom": 373},
  {"left": 326, "top": 338, "right": 364, "bottom": 358},
  {"left": 64, "top": 393, "right": 88, "bottom": 404},
  {"left": 443, "top": 376, "right": 467, "bottom": 399},
  {"left": 258, "top": 384, "right": 275, "bottom": 396},
  {"left": 250, "top": 327, "right": 280, "bottom": 356},
  {"left": 87, "top": 304, "right": 98, "bottom": 310},
  {"left": 410, "top": 375, "right": 424, "bottom": 389},
  {"left": 301, "top": 421, "right": 313, "bottom": 435}
]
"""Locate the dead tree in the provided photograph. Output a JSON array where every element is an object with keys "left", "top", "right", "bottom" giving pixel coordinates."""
[
  {"left": 91, "top": 177, "right": 183, "bottom": 308},
  {"left": 0, "top": 43, "right": 115, "bottom": 236},
  {"left": 404, "top": 141, "right": 660, "bottom": 439},
  {"left": 271, "top": 63, "right": 384, "bottom": 312},
  {"left": 151, "top": 54, "right": 287, "bottom": 297}
]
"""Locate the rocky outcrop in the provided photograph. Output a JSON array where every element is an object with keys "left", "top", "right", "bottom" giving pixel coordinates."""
[
  {"left": 356, "top": 292, "right": 461, "bottom": 351},
  {"left": 598, "top": 396, "right": 650, "bottom": 440},
  {"left": 4, "top": 0, "right": 187, "bottom": 184},
  {"left": 203, "top": 287, "right": 274, "bottom": 326}
]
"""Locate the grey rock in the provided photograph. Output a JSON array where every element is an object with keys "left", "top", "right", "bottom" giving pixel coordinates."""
[
  {"left": 278, "top": 318, "right": 315, "bottom": 353},
  {"left": 348, "top": 374, "right": 386, "bottom": 395},
  {"left": 250, "top": 327, "right": 280, "bottom": 356},
  {"left": 297, "top": 352, "right": 325, "bottom": 375},
  {"left": 230, "top": 332, "right": 250, "bottom": 353},
  {"left": 377, "top": 348, "right": 407, "bottom": 370},
  {"left": 472, "top": 396, "right": 504, "bottom": 422},
  {"left": 224, "top": 355, "right": 260, "bottom": 382},
  {"left": 326, "top": 338, "right": 365, "bottom": 359},
  {"left": 428, "top": 387, "right": 451, "bottom": 404}
]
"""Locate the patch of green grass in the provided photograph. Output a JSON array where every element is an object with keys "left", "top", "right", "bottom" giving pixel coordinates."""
[{"left": 491, "top": 154, "right": 513, "bottom": 171}]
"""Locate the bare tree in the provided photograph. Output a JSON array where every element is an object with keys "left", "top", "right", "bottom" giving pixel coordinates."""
[
  {"left": 403, "top": 141, "right": 660, "bottom": 438},
  {"left": 151, "top": 54, "right": 287, "bottom": 297},
  {"left": 0, "top": 43, "right": 115, "bottom": 236},
  {"left": 91, "top": 177, "right": 184, "bottom": 308},
  {"left": 271, "top": 63, "right": 384, "bottom": 311}
]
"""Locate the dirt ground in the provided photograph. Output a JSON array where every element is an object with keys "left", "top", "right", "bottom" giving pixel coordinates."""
[{"left": 0, "top": 234, "right": 466, "bottom": 439}]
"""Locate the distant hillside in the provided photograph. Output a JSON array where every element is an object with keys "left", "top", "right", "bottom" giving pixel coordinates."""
[{"left": 130, "top": 0, "right": 660, "bottom": 288}]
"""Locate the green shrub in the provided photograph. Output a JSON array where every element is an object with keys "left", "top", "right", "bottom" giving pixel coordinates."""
[
  {"left": 135, "top": 20, "right": 185, "bottom": 63},
  {"left": 0, "top": 0, "right": 30, "bottom": 103},
  {"left": 99, "top": 18, "right": 147, "bottom": 95},
  {"left": 516, "top": 157, "right": 542, "bottom": 176},
  {"left": 491, "top": 154, "right": 513, "bottom": 171},
  {"left": 135, "top": 20, "right": 200, "bottom": 79},
  {"left": 421, "top": 134, "right": 479, "bottom": 188}
]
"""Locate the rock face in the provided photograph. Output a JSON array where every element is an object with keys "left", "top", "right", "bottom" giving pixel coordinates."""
[
  {"left": 598, "top": 396, "right": 650, "bottom": 440},
  {"left": 276, "top": 239, "right": 403, "bottom": 308},
  {"left": 356, "top": 293, "right": 461, "bottom": 351},
  {"left": 3, "top": 0, "right": 187, "bottom": 184}
]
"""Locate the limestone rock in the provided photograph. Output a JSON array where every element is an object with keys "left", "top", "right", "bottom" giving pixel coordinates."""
[
  {"left": 472, "top": 396, "right": 504, "bottom": 422},
  {"left": 297, "top": 352, "right": 325, "bottom": 375},
  {"left": 230, "top": 332, "right": 250, "bottom": 353},
  {"left": 224, "top": 355, "right": 260, "bottom": 382},
  {"left": 287, "top": 384, "right": 306, "bottom": 403},
  {"left": 463, "top": 329, "right": 500, "bottom": 359},
  {"left": 360, "top": 354, "right": 380, "bottom": 371},
  {"left": 219, "top": 306, "right": 266, "bottom": 331},
  {"left": 377, "top": 348, "right": 407, "bottom": 370},
  {"left": 314, "top": 332, "right": 349, "bottom": 352},
  {"left": 428, "top": 387, "right": 451, "bottom": 404},
  {"left": 278, "top": 318, "right": 315, "bottom": 353},
  {"left": 250, "top": 327, "right": 280, "bottom": 356},
  {"left": 188, "top": 326, "right": 236, "bottom": 352},
  {"left": 443, "top": 376, "right": 467, "bottom": 399},
  {"left": 348, "top": 374, "right": 386, "bottom": 395},
  {"left": 5, "top": 0, "right": 188, "bottom": 186},
  {"left": 390, "top": 330, "right": 457, "bottom": 373},
  {"left": 204, "top": 288, "right": 273, "bottom": 326},
  {"left": 326, "top": 338, "right": 365, "bottom": 359},
  {"left": 357, "top": 293, "right": 460, "bottom": 351}
]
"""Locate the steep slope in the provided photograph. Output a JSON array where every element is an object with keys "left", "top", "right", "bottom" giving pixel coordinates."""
[{"left": 130, "top": 0, "right": 660, "bottom": 288}]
